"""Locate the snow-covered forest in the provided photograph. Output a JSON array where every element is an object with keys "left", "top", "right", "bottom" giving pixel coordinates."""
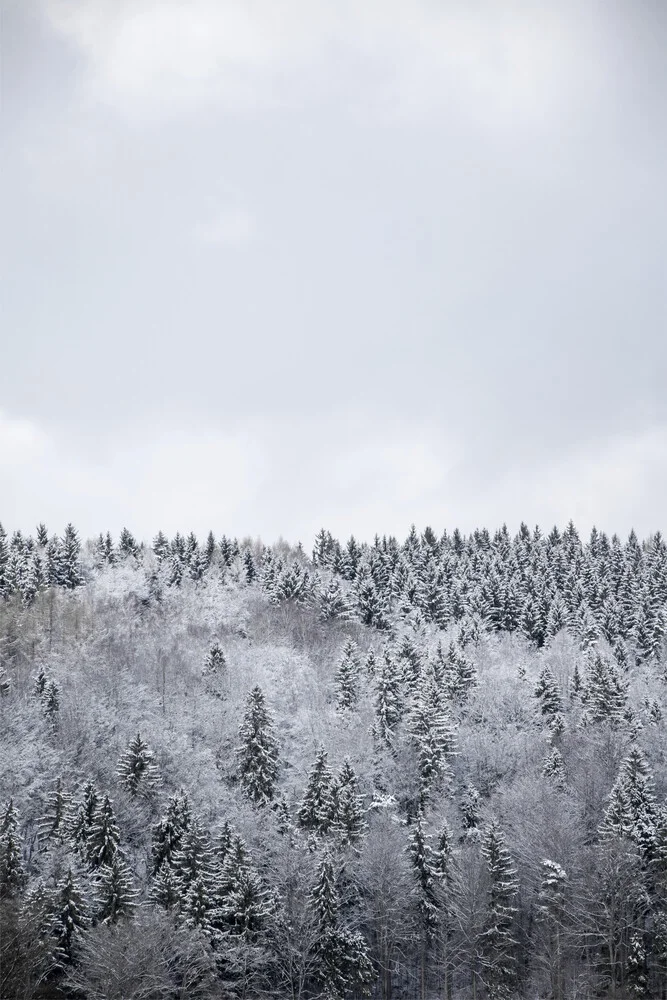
[{"left": 2, "top": 520, "right": 667, "bottom": 999}]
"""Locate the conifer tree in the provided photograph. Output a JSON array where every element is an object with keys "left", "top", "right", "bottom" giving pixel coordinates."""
[
  {"left": 33, "top": 665, "right": 48, "bottom": 698},
  {"left": 42, "top": 680, "right": 60, "bottom": 723},
  {"left": 152, "top": 531, "right": 170, "bottom": 563},
  {"left": 236, "top": 686, "right": 280, "bottom": 805},
  {"left": 374, "top": 651, "right": 403, "bottom": 746},
  {"left": 408, "top": 813, "right": 439, "bottom": 998},
  {"left": 53, "top": 868, "right": 87, "bottom": 964},
  {"left": 298, "top": 746, "right": 334, "bottom": 834},
  {"left": 433, "top": 819, "right": 459, "bottom": 1000},
  {"left": 543, "top": 747, "right": 566, "bottom": 789},
  {"left": 94, "top": 854, "right": 138, "bottom": 924},
  {"left": 0, "top": 799, "right": 25, "bottom": 899},
  {"left": 537, "top": 859, "right": 568, "bottom": 1000},
  {"left": 582, "top": 653, "right": 628, "bottom": 725},
  {"left": 600, "top": 747, "right": 657, "bottom": 856},
  {"left": 459, "top": 785, "right": 481, "bottom": 839},
  {"left": 534, "top": 666, "right": 562, "bottom": 716},
  {"left": 335, "top": 640, "right": 360, "bottom": 711},
  {"left": 479, "top": 820, "right": 518, "bottom": 999},
  {"left": 243, "top": 548, "right": 257, "bottom": 584},
  {"left": 38, "top": 777, "right": 70, "bottom": 847},
  {"left": 152, "top": 788, "right": 191, "bottom": 874},
  {"left": 332, "top": 759, "right": 366, "bottom": 846},
  {"left": 0, "top": 668, "right": 10, "bottom": 697},
  {"left": 317, "top": 578, "right": 351, "bottom": 622},
  {"left": 310, "top": 850, "right": 374, "bottom": 998},
  {"left": 117, "top": 732, "right": 159, "bottom": 797},
  {"left": 356, "top": 576, "right": 390, "bottom": 630},
  {"left": 69, "top": 781, "right": 99, "bottom": 854},
  {"left": 60, "top": 523, "right": 83, "bottom": 589},
  {"left": 36, "top": 522, "right": 49, "bottom": 547},
  {"left": 86, "top": 795, "right": 120, "bottom": 869},
  {"left": 118, "top": 527, "right": 139, "bottom": 559}
]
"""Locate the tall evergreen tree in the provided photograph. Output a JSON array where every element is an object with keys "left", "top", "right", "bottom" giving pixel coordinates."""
[
  {"left": 335, "top": 640, "right": 360, "bottom": 711},
  {"left": 86, "top": 795, "right": 120, "bottom": 870},
  {"left": 94, "top": 854, "right": 138, "bottom": 924},
  {"left": 116, "top": 732, "right": 159, "bottom": 797},
  {"left": 479, "top": 820, "right": 518, "bottom": 1000},
  {"left": 298, "top": 746, "right": 334, "bottom": 835},
  {"left": 52, "top": 868, "right": 87, "bottom": 964},
  {"left": 60, "top": 523, "right": 83, "bottom": 589},
  {"left": 236, "top": 686, "right": 280, "bottom": 805}
]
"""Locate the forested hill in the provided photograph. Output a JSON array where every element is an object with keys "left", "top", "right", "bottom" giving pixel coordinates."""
[{"left": 2, "top": 520, "right": 667, "bottom": 999}]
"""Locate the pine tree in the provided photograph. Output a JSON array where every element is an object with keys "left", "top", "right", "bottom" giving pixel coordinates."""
[
  {"left": 243, "top": 548, "right": 257, "bottom": 584},
  {"left": 335, "top": 640, "right": 360, "bottom": 711},
  {"left": 38, "top": 777, "right": 70, "bottom": 847},
  {"left": 543, "top": 747, "right": 567, "bottom": 789},
  {"left": 69, "top": 781, "right": 99, "bottom": 853},
  {"left": 537, "top": 859, "right": 568, "bottom": 1000},
  {"left": 459, "top": 785, "right": 481, "bottom": 839},
  {"left": 60, "top": 523, "right": 83, "bottom": 589},
  {"left": 298, "top": 746, "right": 334, "bottom": 834},
  {"left": 310, "top": 850, "right": 374, "bottom": 998},
  {"left": 86, "top": 794, "right": 120, "bottom": 869},
  {"left": 33, "top": 665, "right": 48, "bottom": 698},
  {"left": 116, "top": 732, "right": 159, "bottom": 797},
  {"left": 94, "top": 854, "right": 138, "bottom": 924},
  {"left": 219, "top": 835, "right": 272, "bottom": 936},
  {"left": 152, "top": 788, "right": 191, "bottom": 874},
  {"left": 332, "top": 759, "right": 366, "bottom": 846},
  {"left": 53, "top": 868, "right": 87, "bottom": 964},
  {"left": 356, "top": 576, "right": 390, "bottom": 630},
  {"left": 171, "top": 816, "right": 218, "bottom": 917},
  {"left": 118, "top": 527, "right": 139, "bottom": 559},
  {"left": 534, "top": 666, "right": 562, "bottom": 716},
  {"left": 236, "top": 686, "right": 280, "bottom": 805},
  {"left": 42, "top": 680, "right": 60, "bottom": 723},
  {"left": 375, "top": 651, "right": 403, "bottom": 746},
  {"left": 0, "top": 799, "right": 25, "bottom": 899},
  {"left": 582, "top": 653, "right": 628, "bottom": 725},
  {"left": 152, "top": 531, "right": 170, "bottom": 562},
  {"left": 36, "top": 522, "right": 49, "bottom": 547},
  {"left": 600, "top": 747, "right": 657, "bottom": 857},
  {"left": 408, "top": 813, "right": 439, "bottom": 998},
  {"left": 317, "top": 578, "right": 352, "bottom": 622},
  {"left": 479, "top": 820, "right": 518, "bottom": 999}
]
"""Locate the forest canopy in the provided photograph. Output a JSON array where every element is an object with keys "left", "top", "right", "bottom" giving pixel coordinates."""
[{"left": 2, "top": 520, "right": 667, "bottom": 999}]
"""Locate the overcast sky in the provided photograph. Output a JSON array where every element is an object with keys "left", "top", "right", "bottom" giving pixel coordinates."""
[{"left": 1, "top": 0, "right": 666, "bottom": 545}]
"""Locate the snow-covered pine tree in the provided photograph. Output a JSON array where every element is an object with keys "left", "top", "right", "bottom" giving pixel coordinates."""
[
  {"left": 86, "top": 794, "right": 120, "bottom": 869},
  {"left": 94, "top": 854, "right": 138, "bottom": 924},
  {"left": 332, "top": 759, "right": 366, "bottom": 847},
  {"left": 543, "top": 747, "right": 567, "bottom": 790},
  {"left": 534, "top": 666, "right": 562, "bottom": 716},
  {"left": 374, "top": 651, "right": 403, "bottom": 747},
  {"left": 479, "top": 820, "right": 518, "bottom": 1000},
  {"left": 38, "top": 777, "right": 70, "bottom": 847},
  {"left": 60, "top": 523, "right": 83, "bottom": 589},
  {"left": 298, "top": 746, "right": 334, "bottom": 835},
  {"left": 152, "top": 788, "right": 191, "bottom": 874},
  {"left": 537, "top": 859, "right": 569, "bottom": 1000},
  {"left": 459, "top": 785, "right": 481, "bottom": 840},
  {"left": 42, "top": 680, "right": 60, "bottom": 723},
  {"left": 582, "top": 653, "right": 628, "bottom": 725},
  {"left": 52, "top": 868, "right": 87, "bottom": 964},
  {"left": 600, "top": 747, "right": 657, "bottom": 857},
  {"left": 235, "top": 686, "right": 280, "bottom": 806},
  {"left": 69, "top": 781, "right": 99, "bottom": 854},
  {"left": 335, "top": 639, "right": 360, "bottom": 711},
  {"left": 116, "top": 732, "right": 159, "bottom": 797},
  {"left": 0, "top": 799, "right": 25, "bottom": 899},
  {"left": 407, "top": 813, "right": 439, "bottom": 999}
]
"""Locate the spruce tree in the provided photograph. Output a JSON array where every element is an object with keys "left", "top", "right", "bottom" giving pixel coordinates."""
[
  {"left": 152, "top": 788, "right": 191, "bottom": 874},
  {"left": 534, "top": 666, "right": 562, "bottom": 716},
  {"left": 42, "top": 680, "right": 60, "bottom": 723},
  {"left": 479, "top": 820, "right": 518, "bottom": 999},
  {"left": 0, "top": 668, "right": 10, "bottom": 697},
  {"left": 374, "top": 651, "right": 403, "bottom": 746},
  {"left": 459, "top": 785, "right": 481, "bottom": 840},
  {"left": 86, "top": 794, "right": 120, "bottom": 869},
  {"left": 38, "top": 777, "right": 70, "bottom": 847},
  {"left": 582, "top": 653, "right": 628, "bottom": 725},
  {"left": 537, "top": 859, "right": 568, "bottom": 1000},
  {"left": 236, "top": 686, "right": 280, "bottom": 805},
  {"left": 332, "top": 759, "right": 366, "bottom": 846},
  {"left": 60, "top": 523, "right": 83, "bottom": 589},
  {"left": 69, "top": 781, "right": 99, "bottom": 854},
  {"left": 36, "top": 522, "right": 49, "bottom": 547},
  {"left": 0, "top": 799, "right": 25, "bottom": 899},
  {"left": 600, "top": 747, "right": 657, "bottom": 856},
  {"left": 116, "top": 732, "right": 159, "bottom": 797},
  {"left": 408, "top": 813, "right": 439, "bottom": 998},
  {"left": 53, "top": 868, "right": 87, "bottom": 964},
  {"left": 94, "top": 854, "right": 138, "bottom": 924},
  {"left": 335, "top": 640, "right": 360, "bottom": 711},
  {"left": 298, "top": 746, "right": 334, "bottom": 834}
]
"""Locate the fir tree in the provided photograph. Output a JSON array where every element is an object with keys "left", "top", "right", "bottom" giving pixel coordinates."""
[
  {"left": 243, "top": 548, "right": 257, "bottom": 584},
  {"left": 335, "top": 640, "right": 360, "bottom": 711},
  {"left": 375, "top": 651, "right": 403, "bottom": 746},
  {"left": 42, "top": 680, "right": 60, "bottom": 723},
  {"left": 537, "top": 859, "right": 568, "bottom": 1000},
  {"left": 94, "top": 854, "right": 138, "bottom": 924},
  {"left": 86, "top": 794, "right": 120, "bottom": 869},
  {"left": 298, "top": 746, "right": 334, "bottom": 834},
  {"left": 582, "top": 653, "right": 628, "bottom": 725},
  {"left": 0, "top": 799, "right": 25, "bottom": 899},
  {"left": 459, "top": 785, "right": 481, "bottom": 839},
  {"left": 152, "top": 530, "right": 170, "bottom": 563},
  {"left": 534, "top": 666, "right": 562, "bottom": 716},
  {"left": 53, "top": 868, "right": 87, "bottom": 964},
  {"left": 356, "top": 576, "right": 390, "bottom": 630},
  {"left": 36, "top": 522, "right": 49, "bottom": 547},
  {"left": 116, "top": 732, "right": 159, "bottom": 797},
  {"left": 332, "top": 759, "right": 366, "bottom": 846},
  {"left": 33, "top": 665, "right": 48, "bottom": 698},
  {"left": 118, "top": 527, "right": 139, "bottom": 559},
  {"left": 408, "top": 813, "right": 440, "bottom": 998},
  {"left": 543, "top": 747, "right": 567, "bottom": 789},
  {"left": 152, "top": 788, "right": 191, "bottom": 874},
  {"left": 60, "top": 523, "right": 83, "bottom": 589},
  {"left": 479, "top": 820, "right": 519, "bottom": 999},
  {"left": 38, "top": 777, "right": 70, "bottom": 847},
  {"left": 600, "top": 747, "right": 657, "bottom": 856},
  {"left": 69, "top": 781, "right": 99, "bottom": 854},
  {"left": 236, "top": 686, "right": 280, "bottom": 805}
]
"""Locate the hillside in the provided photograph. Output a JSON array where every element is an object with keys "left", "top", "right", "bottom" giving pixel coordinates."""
[{"left": 2, "top": 521, "right": 667, "bottom": 999}]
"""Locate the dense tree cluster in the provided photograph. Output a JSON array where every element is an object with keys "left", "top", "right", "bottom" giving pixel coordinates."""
[{"left": 2, "top": 520, "right": 667, "bottom": 998}]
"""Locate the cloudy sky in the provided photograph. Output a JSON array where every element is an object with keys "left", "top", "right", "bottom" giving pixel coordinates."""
[{"left": 1, "top": 0, "right": 666, "bottom": 545}]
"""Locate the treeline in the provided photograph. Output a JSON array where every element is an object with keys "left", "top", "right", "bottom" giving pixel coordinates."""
[{"left": 1, "top": 521, "right": 667, "bottom": 998}]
